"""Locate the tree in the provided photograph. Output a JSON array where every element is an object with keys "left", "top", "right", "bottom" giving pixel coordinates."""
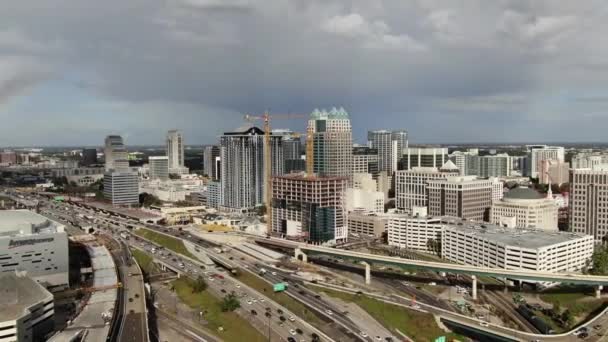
[
  {"left": 139, "top": 192, "right": 162, "bottom": 207},
  {"left": 220, "top": 293, "right": 240, "bottom": 312},
  {"left": 191, "top": 276, "right": 208, "bottom": 293},
  {"left": 561, "top": 309, "right": 574, "bottom": 327},
  {"left": 169, "top": 173, "right": 180, "bottom": 180},
  {"left": 256, "top": 205, "right": 267, "bottom": 216},
  {"left": 590, "top": 245, "right": 608, "bottom": 275}
]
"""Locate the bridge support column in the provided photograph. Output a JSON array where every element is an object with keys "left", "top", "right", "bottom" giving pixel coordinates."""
[
  {"left": 360, "top": 262, "right": 371, "bottom": 285},
  {"left": 471, "top": 275, "right": 477, "bottom": 301},
  {"left": 596, "top": 285, "right": 603, "bottom": 299},
  {"left": 294, "top": 248, "right": 307, "bottom": 263}
]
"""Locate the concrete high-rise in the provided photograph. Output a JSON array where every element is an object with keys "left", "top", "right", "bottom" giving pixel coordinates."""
[
  {"left": 399, "top": 147, "right": 448, "bottom": 170},
  {"left": 203, "top": 145, "right": 220, "bottom": 180},
  {"left": 570, "top": 169, "right": 608, "bottom": 243},
  {"left": 427, "top": 175, "right": 493, "bottom": 221},
  {"left": 308, "top": 108, "right": 353, "bottom": 181},
  {"left": 103, "top": 170, "right": 139, "bottom": 206},
  {"left": 166, "top": 130, "right": 184, "bottom": 169},
  {"left": 148, "top": 156, "right": 169, "bottom": 180},
  {"left": 271, "top": 173, "right": 348, "bottom": 243},
  {"left": 528, "top": 145, "right": 564, "bottom": 179},
  {"left": 103, "top": 135, "right": 129, "bottom": 171},
  {"left": 394, "top": 162, "right": 460, "bottom": 212},
  {"left": 220, "top": 126, "right": 283, "bottom": 212},
  {"left": 352, "top": 146, "right": 379, "bottom": 176},
  {"left": 367, "top": 130, "right": 407, "bottom": 175}
]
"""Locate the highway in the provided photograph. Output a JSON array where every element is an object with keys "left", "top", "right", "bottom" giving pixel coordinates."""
[{"left": 258, "top": 237, "right": 608, "bottom": 285}]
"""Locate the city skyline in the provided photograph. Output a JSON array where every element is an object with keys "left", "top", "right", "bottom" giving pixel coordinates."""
[{"left": 2, "top": 2, "right": 608, "bottom": 145}]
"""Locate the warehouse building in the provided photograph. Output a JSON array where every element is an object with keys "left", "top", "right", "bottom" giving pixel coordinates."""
[{"left": 0, "top": 210, "right": 69, "bottom": 289}]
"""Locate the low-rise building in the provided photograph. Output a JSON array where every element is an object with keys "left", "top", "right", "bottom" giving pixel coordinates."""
[
  {"left": 490, "top": 187, "right": 558, "bottom": 231},
  {"left": 387, "top": 207, "right": 443, "bottom": 253},
  {"left": 441, "top": 220, "right": 593, "bottom": 275},
  {"left": 0, "top": 272, "right": 55, "bottom": 342},
  {"left": 347, "top": 211, "right": 389, "bottom": 237}
]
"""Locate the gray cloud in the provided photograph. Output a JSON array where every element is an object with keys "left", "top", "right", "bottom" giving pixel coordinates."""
[{"left": 1, "top": 0, "right": 608, "bottom": 145}]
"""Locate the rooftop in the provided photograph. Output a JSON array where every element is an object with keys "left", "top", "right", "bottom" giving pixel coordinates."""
[
  {"left": 442, "top": 217, "right": 589, "bottom": 249},
  {"left": 0, "top": 272, "right": 53, "bottom": 322},
  {"left": 503, "top": 187, "right": 544, "bottom": 200},
  {"left": 0, "top": 210, "right": 64, "bottom": 236},
  {"left": 310, "top": 107, "right": 349, "bottom": 119}
]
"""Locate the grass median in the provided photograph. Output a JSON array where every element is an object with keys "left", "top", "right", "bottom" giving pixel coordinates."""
[
  {"left": 311, "top": 285, "right": 460, "bottom": 341},
  {"left": 134, "top": 228, "right": 197, "bottom": 260},
  {"left": 172, "top": 278, "right": 266, "bottom": 342},
  {"left": 131, "top": 248, "right": 159, "bottom": 275},
  {"left": 235, "top": 271, "right": 324, "bottom": 326}
]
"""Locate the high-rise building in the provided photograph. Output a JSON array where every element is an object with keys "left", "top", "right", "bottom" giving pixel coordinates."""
[
  {"left": 308, "top": 108, "right": 353, "bottom": 181},
  {"left": 394, "top": 162, "right": 460, "bottom": 212},
  {"left": 466, "top": 154, "right": 511, "bottom": 178},
  {"left": 491, "top": 187, "right": 558, "bottom": 231},
  {"left": 427, "top": 175, "right": 493, "bottom": 221},
  {"left": 203, "top": 145, "right": 221, "bottom": 180},
  {"left": 352, "top": 146, "right": 379, "bottom": 176},
  {"left": 206, "top": 180, "right": 222, "bottom": 209},
  {"left": 367, "top": 130, "right": 407, "bottom": 175},
  {"left": 81, "top": 148, "right": 98, "bottom": 166},
  {"left": 103, "top": 135, "right": 129, "bottom": 171},
  {"left": 220, "top": 126, "right": 283, "bottom": 211},
  {"left": 271, "top": 174, "right": 348, "bottom": 243},
  {"left": 570, "top": 169, "right": 608, "bottom": 243},
  {"left": 103, "top": 170, "right": 139, "bottom": 206},
  {"left": 166, "top": 130, "right": 189, "bottom": 175},
  {"left": 528, "top": 145, "right": 565, "bottom": 178},
  {"left": 399, "top": 147, "right": 449, "bottom": 170},
  {"left": 148, "top": 156, "right": 169, "bottom": 180}
]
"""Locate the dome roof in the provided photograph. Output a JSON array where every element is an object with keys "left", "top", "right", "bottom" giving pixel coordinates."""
[{"left": 503, "top": 187, "right": 544, "bottom": 200}]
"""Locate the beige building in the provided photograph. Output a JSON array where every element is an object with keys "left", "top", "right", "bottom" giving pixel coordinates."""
[
  {"left": 387, "top": 207, "right": 443, "bottom": 253},
  {"left": 539, "top": 160, "right": 569, "bottom": 186},
  {"left": 427, "top": 175, "right": 493, "bottom": 222},
  {"left": 348, "top": 211, "right": 389, "bottom": 237},
  {"left": 394, "top": 162, "right": 459, "bottom": 212},
  {"left": 570, "top": 169, "right": 608, "bottom": 243},
  {"left": 490, "top": 187, "right": 558, "bottom": 231}
]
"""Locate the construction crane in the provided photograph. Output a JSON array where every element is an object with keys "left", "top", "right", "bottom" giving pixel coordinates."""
[{"left": 244, "top": 111, "right": 310, "bottom": 236}]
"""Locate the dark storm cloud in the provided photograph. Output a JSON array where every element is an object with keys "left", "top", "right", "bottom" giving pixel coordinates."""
[{"left": 1, "top": 0, "right": 608, "bottom": 145}]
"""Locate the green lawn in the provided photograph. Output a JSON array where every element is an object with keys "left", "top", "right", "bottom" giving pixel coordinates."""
[
  {"left": 131, "top": 248, "right": 159, "bottom": 275},
  {"left": 235, "top": 271, "right": 324, "bottom": 326},
  {"left": 172, "top": 278, "right": 267, "bottom": 342},
  {"left": 134, "top": 228, "right": 197, "bottom": 260},
  {"left": 539, "top": 286, "right": 608, "bottom": 318},
  {"left": 311, "top": 286, "right": 459, "bottom": 341}
]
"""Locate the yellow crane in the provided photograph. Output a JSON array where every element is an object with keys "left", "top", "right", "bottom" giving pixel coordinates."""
[{"left": 244, "top": 112, "right": 310, "bottom": 236}]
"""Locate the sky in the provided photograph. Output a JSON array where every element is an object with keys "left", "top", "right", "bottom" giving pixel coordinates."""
[{"left": 2, "top": 1, "right": 608, "bottom": 146}]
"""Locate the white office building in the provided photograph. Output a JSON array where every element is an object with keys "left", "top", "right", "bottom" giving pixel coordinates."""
[
  {"left": 387, "top": 207, "right": 444, "bottom": 253},
  {"left": 529, "top": 145, "right": 565, "bottom": 178},
  {"left": 0, "top": 272, "right": 55, "bottom": 342},
  {"left": 441, "top": 220, "right": 593, "bottom": 274},
  {"left": 0, "top": 210, "right": 69, "bottom": 289},
  {"left": 570, "top": 169, "right": 608, "bottom": 243},
  {"left": 148, "top": 156, "right": 169, "bottom": 180},
  {"left": 345, "top": 188, "right": 384, "bottom": 213},
  {"left": 491, "top": 187, "right": 558, "bottom": 231},
  {"left": 367, "top": 130, "right": 407, "bottom": 175},
  {"left": 103, "top": 135, "right": 129, "bottom": 171},
  {"left": 166, "top": 129, "right": 188, "bottom": 175},
  {"left": 400, "top": 147, "right": 449, "bottom": 170},
  {"left": 394, "top": 162, "right": 459, "bottom": 212},
  {"left": 103, "top": 170, "right": 139, "bottom": 206}
]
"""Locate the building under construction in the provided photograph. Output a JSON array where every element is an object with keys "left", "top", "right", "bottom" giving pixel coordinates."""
[{"left": 271, "top": 173, "right": 348, "bottom": 243}]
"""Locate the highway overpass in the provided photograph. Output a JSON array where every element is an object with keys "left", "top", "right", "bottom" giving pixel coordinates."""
[{"left": 255, "top": 237, "right": 608, "bottom": 297}]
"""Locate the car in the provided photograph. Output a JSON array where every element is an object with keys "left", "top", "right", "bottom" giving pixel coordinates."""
[
  {"left": 360, "top": 332, "right": 368, "bottom": 338},
  {"left": 288, "top": 316, "right": 295, "bottom": 322},
  {"left": 221, "top": 289, "right": 226, "bottom": 293},
  {"left": 295, "top": 328, "right": 303, "bottom": 334},
  {"left": 287, "top": 338, "right": 296, "bottom": 342},
  {"left": 325, "top": 310, "right": 333, "bottom": 316},
  {"left": 479, "top": 322, "right": 489, "bottom": 327},
  {"left": 250, "top": 310, "right": 257, "bottom": 315},
  {"left": 375, "top": 336, "right": 382, "bottom": 341},
  {"left": 311, "top": 333, "right": 320, "bottom": 342},
  {"left": 272, "top": 272, "right": 277, "bottom": 275},
  {"left": 247, "top": 300, "right": 252, "bottom": 305},
  {"left": 384, "top": 338, "right": 393, "bottom": 342},
  {"left": 265, "top": 312, "right": 271, "bottom": 317},
  {"left": 277, "top": 309, "right": 283, "bottom": 314},
  {"left": 579, "top": 332, "right": 589, "bottom": 339},
  {"left": 411, "top": 304, "right": 420, "bottom": 309},
  {"left": 280, "top": 316, "right": 286, "bottom": 322},
  {"left": 289, "top": 329, "right": 296, "bottom": 336},
  {"left": 266, "top": 307, "right": 271, "bottom": 311},
  {"left": 259, "top": 298, "right": 265, "bottom": 302}
]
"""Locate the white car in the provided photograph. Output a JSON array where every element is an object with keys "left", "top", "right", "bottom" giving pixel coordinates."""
[
  {"left": 325, "top": 310, "right": 333, "bottom": 316},
  {"left": 247, "top": 300, "right": 253, "bottom": 305},
  {"left": 289, "top": 329, "right": 296, "bottom": 336},
  {"left": 479, "top": 322, "right": 489, "bottom": 327},
  {"left": 271, "top": 272, "right": 277, "bottom": 275},
  {"left": 288, "top": 316, "right": 295, "bottom": 322},
  {"left": 360, "top": 332, "right": 368, "bottom": 338},
  {"left": 236, "top": 285, "right": 241, "bottom": 288}
]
